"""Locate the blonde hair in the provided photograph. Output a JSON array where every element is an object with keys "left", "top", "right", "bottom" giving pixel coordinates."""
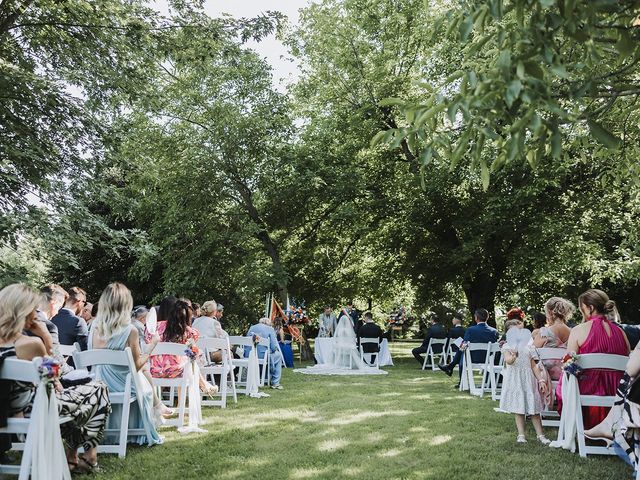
[
  {"left": 94, "top": 282, "right": 133, "bottom": 339},
  {"left": 201, "top": 300, "right": 218, "bottom": 316},
  {"left": 0, "top": 284, "right": 40, "bottom": 342},
  {"left": 544, "top": 297, "right": 576, "bottom": 324}
]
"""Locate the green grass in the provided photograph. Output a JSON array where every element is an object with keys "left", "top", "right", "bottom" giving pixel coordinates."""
[{"left": 99, "top": 342, "right": 629, "bottom": 480}]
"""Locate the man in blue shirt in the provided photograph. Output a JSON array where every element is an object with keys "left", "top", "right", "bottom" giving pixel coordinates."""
[{"left": 245, "top": 318, "right": 283, "bottom": 389}]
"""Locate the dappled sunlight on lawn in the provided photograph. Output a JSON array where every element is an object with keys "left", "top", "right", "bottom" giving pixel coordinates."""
[
  {"left": 290, "top": 467, "right": 332, "bottom": 479},
  {"left": 328, "top": 409, "right": 412, "bottom": 426},
  {"left": 317, "top": 438, "right": 349, "bottom": 451},
  {"left": 377, "top": 448, "right": 402, "bottom": 457},
  {"left": 428, "top": 434, "right": 453, "bottom": 446}
]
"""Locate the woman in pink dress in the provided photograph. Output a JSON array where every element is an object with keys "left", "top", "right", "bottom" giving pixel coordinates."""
[
  {"left": 556, "top": 289, "right": 630, "bottom": 429},
  {"left": 148, "top": 298, "right": 216, "bottom": 394}
]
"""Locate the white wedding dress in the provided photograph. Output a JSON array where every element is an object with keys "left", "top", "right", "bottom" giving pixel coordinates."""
[{"left": 294, "top": 316, "right": 387, "bottom": 376}]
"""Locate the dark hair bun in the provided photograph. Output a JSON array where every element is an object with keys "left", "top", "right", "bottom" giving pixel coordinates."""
[{"left": 603, "top": 300, "right": 616, "bottom": 313}]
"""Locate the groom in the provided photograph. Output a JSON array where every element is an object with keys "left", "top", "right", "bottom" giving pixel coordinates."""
[{"left": 357, "top": 312, "right": 383, "bottom": 365}]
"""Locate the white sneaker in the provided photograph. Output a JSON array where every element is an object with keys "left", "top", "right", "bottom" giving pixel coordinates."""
[
  {"left": 517, "top": 435, "right": 527, "bottom": 443},
  {"left": 271, "top": 384, "right": 283, "bottom": 390}
]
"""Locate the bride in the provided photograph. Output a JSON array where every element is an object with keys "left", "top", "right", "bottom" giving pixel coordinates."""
[{"left": 294, "top": 315, "right": 387, "bottom": 375}]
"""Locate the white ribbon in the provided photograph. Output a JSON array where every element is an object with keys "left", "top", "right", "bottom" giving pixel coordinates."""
[
  {"left": 246, "top": 346, "right": 269, "bottom": 398},
  {"left": 549, "top": 372, "right": 580, "bottom": 452},
  {"left": 30, "top": 381, "right": 71, "bottom": 479},
  {"left": 178, "top": 362, "right": 206, "bottom": 434}
]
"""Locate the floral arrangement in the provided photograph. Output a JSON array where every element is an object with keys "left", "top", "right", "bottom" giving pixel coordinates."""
[
  {"left": 38, "top": 357, "right": 61, "bottom": 381},
  {"left": 252, "top": 334, "right": 261, "bottom": 346},
  {"left": 561, "top": 352, "right": 583, "bottom": 377},
  {"left": 184, "top": 340, "right": 200, "bottom": 362},
  {"left": 285, "top": 302, "right": 309, "bottom": 326}
]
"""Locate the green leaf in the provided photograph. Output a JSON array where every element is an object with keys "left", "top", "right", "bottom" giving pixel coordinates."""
[
  {"left": 370, "top": 131, "right": 386, "bottom": 147},
  {"left": 450, "top": 131, "right": 471, "bottom": 170},
  {"left": 379, "top": 97, "right": 404, "bottom": 107},
  {"left": 505, "top": 80, "right": 522, "bottom": 107},
  {"left": 447, "top": 102, "right": 459, "bottom": 123},
  {"left": 420, "top": 146, "right": 433, "bottom": 166},
  {"left": 615, "top": 31, "right": 635, "bottom": 59},
  {"left": 480, "top": 160, "right": 490, "bottom": 191},
  {"left": 588, "top": 120, "right": 621, "bottom": 150},
  {"left": 524, "top": 61, "right": 544, "bottom": 80},
  {"left": 459, "top": 15, "right": 474, "bottom": 41},
  {"left": 497, "top": 50, "right": 511, "bottom": 79}
]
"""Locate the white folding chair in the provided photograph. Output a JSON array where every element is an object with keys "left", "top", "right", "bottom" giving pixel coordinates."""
[
  {"left": 148, "top": 342, "right": 191, "bottom": 429},
  {"left": 198, "top": 337, "right": 237, "bottom": 408},
  {"left": 0, "top": 357, "right": 60, "bottom": 479},
  {"left": 486, "top": 343, "right": 503, "bottom": 401},
  {"left": 58, "top": 342, "right": 80, "bottom": 357},
  {"left": 445, "top": 337, "right": 463, "bottom": 365},
  {"left": 422, "top": 338, "right": 447, "bottom": 370},
  {"left": 573, "top": 353, "right": 628, "bottom": 457},
  {"left": 257, "top": 338, "right": 271, "bottom": 386},
  {"left": 359, "top": 338, "right": 381, "bottom": 368},
  {"left": 72, "top": 347, "right": 152, "bottom": 457},
  {"left": 460, "top": 342, "right": 492, "bottom": 397},
  {"left": 536, "top": 347, "right": 567, "bottom": 427},
  {"left": 227, "top": 336, "right": 254, "bottom": 396}
]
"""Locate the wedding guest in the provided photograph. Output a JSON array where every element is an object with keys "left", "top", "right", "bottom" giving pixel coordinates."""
[
  {"left": 158, "top": 295, "right": 178, "bottom": 322},
  {"left": 447, "top": 313, "right": 466, "bottom": 355},
  {"left": 51, "top": 286, "right": 89, "bottom": 350},
  {"left": 131, "top": 305, "right": 149, "bottom": 347},
  {"left": 346, "top": 301, "right": 359, "bottom": 331},
  {"left": 89, "top": 283, "right": 164, "bottom": 446},
  {"left": 556, "top": 289, "right": 630, "bottom": 429},
  {"left": 533, "top": 297, "right": 574, "bottom": 381},
  {"left": 499, "top": 319, "right": 551, "bottom": 444},
  {"left": 81, "top": 302, "right": 94, "bottom": 327},
  {"left": 148, "top": 299, "right": 217, "bottom": 395},
  {"left": 412, "top": 313, "right": 446, "bottom": 366},
  {"left": 193, "top": 300, "right": 229, "bottom": 364},
  {"left": 273, "top": 316, "right": 294, "bottom": 368},
  {"left": 246, "top": 317, "right": 283, "bottom": 389},
  {"left": 357, "top": 312, "right": 384, "bottom": 365},
  {"left": 0, "top": 283, "right": 111, "bottom": 473},
  {"left": 216, "top": 303, "right": 224, "bottom": 322},
  {"left": 192, "top": 302, "right": 201, "bottom": 319},
  {"left": 583, "top": 343, "right": 640, "bottom": 467},
  {"left": 438, "top": 308, "right": 499, "bottom": 384},
  {"left": 192, "top": 300, "right": 226, "bottom": 340},
  {"left": 318, "top": 306, "right": 337, "bottom": 337},
  {"left": 531, "top": 312, "right": 547, "bottom": 340},
  {"left": 26, "top": 284, "right": 65, "bottom": 355}
]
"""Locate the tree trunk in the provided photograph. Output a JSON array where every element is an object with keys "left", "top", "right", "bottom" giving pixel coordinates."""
[{"left": 462, "top": 270, "right": 499, "bottom": 328}]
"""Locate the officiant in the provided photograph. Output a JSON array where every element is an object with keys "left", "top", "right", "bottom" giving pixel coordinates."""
[{"left": 318, "top": 306, "right": 337, "bottom": 337}]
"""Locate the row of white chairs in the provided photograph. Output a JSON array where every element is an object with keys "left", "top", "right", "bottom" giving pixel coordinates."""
[
  {"left": 0, "top": 335, "right": 273, "bottom": 477},
  {"left": 421, "top": 337, "right": 462, "bottom": 371},
  {"left": 445, "top": 341, "right": 631, "bottom": 462}
]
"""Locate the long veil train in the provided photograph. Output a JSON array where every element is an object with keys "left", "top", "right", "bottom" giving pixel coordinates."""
[{"left": 294, "top": 315, "right": 387, "bottom": 376}]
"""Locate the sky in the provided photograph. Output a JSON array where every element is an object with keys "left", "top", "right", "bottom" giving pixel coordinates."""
[{"left": 156, "top": 1, "right": 312, "bottom": 91}]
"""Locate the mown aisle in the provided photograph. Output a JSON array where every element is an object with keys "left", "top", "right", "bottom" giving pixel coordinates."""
[{"left": 100, "top": 343, "right": 627, "bottom": 480}]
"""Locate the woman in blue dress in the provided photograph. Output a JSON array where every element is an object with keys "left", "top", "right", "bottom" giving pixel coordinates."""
[{"left": 88, "top": 282, "right": 163, "bottom": 446}]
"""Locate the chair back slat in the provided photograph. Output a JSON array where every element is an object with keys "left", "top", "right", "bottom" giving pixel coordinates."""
[
  {"left": 73, "top": 348, "right": 131, "bottom": 368},
  {"left": 576, "top": 353, "right": 628, "bottom": 371},
  {"left": 360, "top": 338, "right": 380, "bottom": 345},
  {"left": 197, "top": 337, "right": 229, "bottom": 351},
  {"left": 0, "top": 358, "right": 39, "bottom": 383},
  {"left": 228, "top": 336, "right": 254, "bottom": 347},
  {"left": 536, "top": 347, "right": 567, "bottom": 360}
]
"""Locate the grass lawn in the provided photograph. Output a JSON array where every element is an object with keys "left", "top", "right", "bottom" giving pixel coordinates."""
[{"left": 99, "top": 342, "right": 629, "bottom": 480}]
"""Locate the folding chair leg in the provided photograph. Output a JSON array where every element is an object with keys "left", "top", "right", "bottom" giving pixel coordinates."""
[
  {"left": 178, "top": 386, "right": 187, "bottom": 428},
  {"left": 118, "top": 398, "right": 132, "bottom": 458}
]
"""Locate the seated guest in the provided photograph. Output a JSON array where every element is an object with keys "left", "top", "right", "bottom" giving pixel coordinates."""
[
  {"left": 31, "top": 284, "right": 67, "bottom": 352},
  {"left": 583, "top": 343, "right": 640, "bottom": 467},
  {"left": 448, "top": 313, "right": 466, "bottom": 342},
  {"left": 438, "top": 308, "right": 499, "bottom": 384},
  {"left": 192, "top": 300, "right": 226, "bottom": 339},
  {"left": 412, "top": 313, "right": 446, "bottom": 366},
  {"left": 0, "top": 283, "right": 111, "bottom": 474},
  {"left": 192, "top": 302, "right": 201, "bottom": 320},
  {"left": 556, "top": 289, "right": 629, "bottom": 429},
  {"left": 273, "top": 316, "right": 294, "bottom": 368},
  {"left": 216, "top": 303, "right": 224, "bottom": 323},
  {"left": 245, "top": 317, "right": 283, "bottom": 389},
  {"left": 619, "top": 323, "right": 640, "bottom": 350},
  {"left": 51, "top": 286, "right": 89, "bottom": 350},
  {"left": 531, "top": 311, "right": 547, "bottom": 340},
  {"left": 81, "top": 302, "right": 94, "bottom": 328},
  {"left": 148, "top": 298, "right": 217, "bottom": 395},
  {"left": 357, "top": 312, "right": 384, "bottom": 365},
  {"left": 89, "top": 283, "right": 163, "bottom": 446},
  {"left": 533, "top": 297, "right": 574, "bottom": 381},
  {"left": 131, "top": 305, "right": 149, "bottom": 345}
]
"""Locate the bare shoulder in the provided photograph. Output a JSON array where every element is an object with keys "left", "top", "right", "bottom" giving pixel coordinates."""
[{"left": 15, "top": 336, "right": 46, "bottom": 360}]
